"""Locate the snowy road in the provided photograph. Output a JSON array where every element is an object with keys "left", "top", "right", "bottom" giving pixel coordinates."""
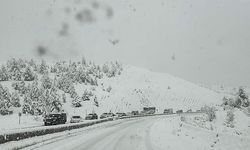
[
  {"left": 2, "top": 113, "right": 249, "bottom": 150},
  {"left": 23, "top": 116, "right": 164, "bottom": 150}
]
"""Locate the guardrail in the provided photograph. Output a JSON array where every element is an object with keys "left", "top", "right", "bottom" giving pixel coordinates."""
[{"left": 0, "top": 118, "right": 113, "bottom": 144}]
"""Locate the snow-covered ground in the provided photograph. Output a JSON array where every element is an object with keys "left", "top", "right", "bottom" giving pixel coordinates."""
[
  {"left": 151, "top": 115, "right": 250, "bottom": 150},
  {"left": 1, "top": 114, "right": 249, "bottom": 150}
]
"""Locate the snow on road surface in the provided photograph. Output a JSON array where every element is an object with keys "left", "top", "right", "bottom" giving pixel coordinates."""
[{"left": 2, "top": 114, "right": 249, "bottom": 150}]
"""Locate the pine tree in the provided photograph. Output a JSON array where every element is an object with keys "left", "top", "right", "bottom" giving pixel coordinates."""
[
  {"left": 0, "top": 65, "right": 9, "bottom": 81},
  {"left": 41, "top": 74, "right": 52, "bottom": 89},
  {"left": 82, "top": 56, "right": 87, "bottom": 66},
  {"left": 225, "top": 110, "right": 235, "bottom": 128},
  {"left": 12, "top": 67, "right": 22, "bottom": 81},
  {"left": 82, "top": 89, "right": 91, "bottom": 101},
  {"left": 102, "top": 63, "right": 109, "bottom": 74},
  {"left": 39, "top": 60, "right": 48, "bottom": 74},
  {"left": 28, "top": 59, "right": 36, "bottom": 68},
  {"left": 50, "top": 89, "right": 62, "bottom": 112},
  {"left": 22, "top": 94, "right": 34, "bottom": 115},
  {"left": 40, "top": 89, "right": 51, "bottom": 113},
  {"left": 19, "top": 80, "right": 27, "bottom": 95},
  {"left": 69, "top": 84, "right": 77, "bottom": 98},
  {"left": 62, "top": 93, "right": 66, "bottom": 103},
  {"left": 11, "top": 92, "right": 21, "bottom": 107},
  {"left": 0, "top": 84, "right": 12, "bottom": 114},
  {"left": 235, "top": 87, "right": 249, "bottom": 108},
  {"left": 23, "top": 66, "right": 35, "bottom": 81},
  {"left": 72, "top": 96, "right": 82, "bottom": 107},
  {"left": 7, "top": 58, "right": 18, "bottom": 73}
]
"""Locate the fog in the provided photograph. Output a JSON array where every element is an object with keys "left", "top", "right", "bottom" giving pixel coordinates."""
[{"left": 0, "top": 0, "right": 250, "bottom": 86}]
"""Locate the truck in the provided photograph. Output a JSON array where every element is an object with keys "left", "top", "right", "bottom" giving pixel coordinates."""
[
  {"left": 43, "top": 113, "right": 67, "bottom": 126},
  {"left": 141, "top": 107, "right": 156, "bottom": 114}
]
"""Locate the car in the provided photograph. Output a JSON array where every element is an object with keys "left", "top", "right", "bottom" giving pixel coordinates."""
[
  {"left": 70, "top": 115, "right": 82, "bottom": 123},
  {"left": 186, "top": 109, "right": 192, "bottom": 113},
  {"left": 100, "top": 113, "right": 108, "bottom": 119},
  {"left": 116, "top": 112, "right": 126, "bottom": 117},
  {"left": 100, "top": 113, "right": 115, "bottom": 119},
  {"left": 131, "top": 111, "right": 139, "bottom": 116},
  {"left": 107, "top": 113, "right": 115, "bottom": 117},
  {"left": 176, "top": 110, "right": 183, "bottom": 114},
  {"left": 141, "top": 107, "right": 156, "bottom": 114},
  {"left": 85, "top": 113, "right": 98, "bottom": 120},
  {"left": 196, "top": 109, "right": 201, "bottom": 112},
  {"left": 43, "top": 113, "right": 67, "bottom": 126},
  {"left": 0, "top": 110, "right": 13, "bottom": 115},
  {"left": 164, "top": 108, "right": 173, "bottom": 114}
]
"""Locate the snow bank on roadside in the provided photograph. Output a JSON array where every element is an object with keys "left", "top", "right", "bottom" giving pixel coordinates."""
[{"left": 182, "top": 108, "right": 250, "bottom": 136}]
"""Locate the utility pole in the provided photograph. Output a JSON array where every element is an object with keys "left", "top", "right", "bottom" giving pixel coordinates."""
[{"left": 18, "top": 112, "right": 22, "bottom": 125}]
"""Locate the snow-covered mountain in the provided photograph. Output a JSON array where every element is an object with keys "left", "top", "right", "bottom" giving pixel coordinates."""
[
  {"left": 0, "top": 59, "right": 223, "bottom": 115},
  {"left": 0, "top": 59, "right": 224, "bottom": 130},
  {"left": 82, "top": 65, "right": 223, "bottom": 114}
]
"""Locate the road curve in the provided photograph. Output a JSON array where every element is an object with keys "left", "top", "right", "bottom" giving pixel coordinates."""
[{"left": 23, "top": 116, "right": 167, "bottom": 150}]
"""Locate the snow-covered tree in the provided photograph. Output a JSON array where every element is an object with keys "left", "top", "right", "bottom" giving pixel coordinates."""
[
  {"left": 7, "top": 58, "right": 19, "bottom": 72},
  {"left": 235, "top": 87, "right": 249, "bottom": 108},
  {"left": 39, "top": 89, "right": 51, "bottom": 113},
  {"left": 225, "top": 110, "right": 235, "bottom": 128},
  {"left": 22, "top": 103, "right": 32, "bottom": 114},
  {"left": 57, "top": 74, "right": 74, "bottom": 93},
  {"left": 82, "top": 56, "right": 87, "bottom": 66},
  {"left": 50, "top": 89, "right": 62, "bottom": 112},
  {"left": 72, "top": 96, "right": 82, "bottom": 107},
  {"left": 102, "top": 63, "right": 109, "bottom": 74},
  {"left": 41, "top": 74, "right": 52, "bottom": 89},
  {"left": 62, "top": 92, "right": 66, "bottom": 103},
  {"left": 69, "top": 85, "right": 77, "bottom": 98},
  {"left": 17, "top": 58, "right": 26, "bottom": 68},
  {"left": 23, "top": 66, "right": 35, "bottom": 81},
  {"left": 0, "top": 65, "right": 9, "bottom": 81},
  {"left": 82, "top": 89, "right": 94, "bottom": 101},
  {"left": 39, "top": 60, "right": 48, "bottom": 75},
  {"left": 75, "top": 67, "right": 87, "bottom": 84},
  {"left": 12, "top": 67, "right": 22, "bottom": 81},
  {"left": 28, "top": 59, "right": 36, "bottom": 68},
  {"left": 0, "top": 84, "right": 12, "bottom": 115},
  {"left": 11, "top": 92, "right": 21, "bottom": 107},
  {"left": 201, "top": 105, "right": 216, "bottom": 122}
]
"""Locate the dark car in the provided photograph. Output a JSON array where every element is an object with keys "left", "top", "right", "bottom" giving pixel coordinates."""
[
  {"left": 164, "top": 108, "right": 173, "bottom": 114},
  {"left": 116, "top": 112, "right": 126, "bottom": 117},
  {"left": 186, "top": 109, "right": 192, "bottom": 113},
  {"left": 176, "top": 110, "right": 183, "bottom": 114},
  {"left": 100, "top": 113, "right": 115, "bottom": 119},
  {"left": 85, "top": 113, "right": 98, "bottom": 120},
  {"left": 100, "top": 113, "right": 108, "bottom": 119},
  {"left": 131, "top": 111, "right": 139, "bottom": 116},
  {"left": 43, "top": 113, "right": 67, "bottom": 126}
]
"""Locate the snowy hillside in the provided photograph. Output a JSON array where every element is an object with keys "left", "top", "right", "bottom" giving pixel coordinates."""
[
  {"left": 204, "top": 85, "right": 250, "bottom": 97},
  {"left": 94, "top": 65, "right": 222, "bottom": 113},
  {"left": 0, "top": 58, "right": 224, "bottom": 131}
]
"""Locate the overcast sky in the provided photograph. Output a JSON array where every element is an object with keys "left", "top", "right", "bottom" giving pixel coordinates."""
[{"left": 0, "top": 0, "right": 250, "bottom": 86}]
